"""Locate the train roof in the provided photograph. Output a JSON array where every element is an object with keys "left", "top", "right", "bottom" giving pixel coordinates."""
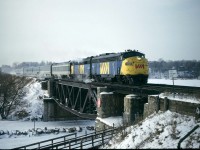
[
  {"left": 92, "top": 52, "right": 121, "bottom": 60},
  {"left": 63, "top": 49, "right": 145, "bottom": 64},
  {"left": 90, "top": 49, "right": 145, "bottom": 60},
  {"left": 51, "top": 61, "right": 70, "bottom": 66},
  {"left": 69, "top": 49, "right": 145, "bottom": 64}
]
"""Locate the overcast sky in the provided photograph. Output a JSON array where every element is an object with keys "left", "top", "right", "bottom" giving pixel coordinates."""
[{"left": 0, "top": 0, "right": 200, "bottom": 66}]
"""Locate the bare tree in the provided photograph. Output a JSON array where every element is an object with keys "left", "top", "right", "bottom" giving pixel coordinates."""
[{"left": 0, "top": 72, "right": 33, "bottom": 119}]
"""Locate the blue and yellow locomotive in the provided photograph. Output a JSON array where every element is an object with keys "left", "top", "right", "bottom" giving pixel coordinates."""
[
  {"left": 20, "top": 49, "right": 148, "bottom": 85},
  {"left": 51, "top": 49, "right": 148, "bottom": 85}
]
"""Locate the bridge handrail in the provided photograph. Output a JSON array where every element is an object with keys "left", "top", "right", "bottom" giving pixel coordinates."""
[
  {"left": 35, "top": 127, "right": 119, "bottom": 149},
  {"left": 177, "top": 124, "right": 199, "bottom": 149},
  {"left": 11, "top": 126, "right": 121, "bottom": 149},
  {"left": 11, "top": 132, "right": 76, "bottom": 149}
]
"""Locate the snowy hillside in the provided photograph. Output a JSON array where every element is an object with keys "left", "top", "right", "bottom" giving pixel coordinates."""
[
  {"left": 0, "top": 79, "right": 200, "bottom": 149},
  {"left": 102, "top": 111, "right": 200, "bottom": 149},
  {"left": 7, "top": 79, "right": 46, "bottom": 121}
]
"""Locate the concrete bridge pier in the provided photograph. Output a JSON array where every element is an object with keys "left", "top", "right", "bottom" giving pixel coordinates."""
[
  {"left": 95, "top": 87, "right": 124, "bottom": 131},
  {"left": 96, "top": 87, "right": 114, "bottom": 118},
  {"left": 123, "top": 94, "right": 141, "bottom": 125},
  {"left": 48, "top": 79, "right": 55, "bottom": 97},
  {"left": 43, "top": 98, "right": 79, "bottom": 121},
  {"left": 41, "top": 81, "right": 48, "bottom": 90},
  {"left": 96, "top": 87, "right": 124, "bottom": 118},
  {"left": 43, "top": 98, "right": 55, "bottom": 121}
]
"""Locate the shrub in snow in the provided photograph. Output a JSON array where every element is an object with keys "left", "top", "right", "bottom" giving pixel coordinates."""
[
  {"left": 44, "top": 129, "right": 52, "bottom": 134},
  {"left": 21, "top": 131, "right": 28, "bottom": 135},
  {"left": 169, "top": 120, "right": 180, "bottom": 139},
  {"left": 76, "top": 126, "right": 82, "bottom": 132},
  {"left": 0, "top": 130, "right": 4, "bottom": 135},
  {"left": 36, "top": 128, "right": 43, "bottom": 134},
  {"left": 14, "top": 109, "right": 29, "bottom": 119},
  {"left": 54, "top": 128, "right": 60, "bottom": 133},
  {"left": 86, "top": 126, "right": 95, "bottom": 130},
  {"left": 67, "top": 127, "right": 76, "bottom": 133}
]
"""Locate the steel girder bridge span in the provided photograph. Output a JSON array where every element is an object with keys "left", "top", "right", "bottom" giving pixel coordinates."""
[{"left": 50, "top": 80, "right": 98, "bottom": 119}]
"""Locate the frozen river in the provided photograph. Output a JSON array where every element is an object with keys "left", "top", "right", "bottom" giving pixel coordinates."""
[{"left": 148, "top": 79, "right": 200, "bottom": 87}]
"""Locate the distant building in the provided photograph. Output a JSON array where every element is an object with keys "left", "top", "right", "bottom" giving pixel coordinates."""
[
  {"left": 1, "top": 65, "right": 13, "bottom": 74},
  {"left": 15, "top": 68, "right": 23, "bottom": 76}
]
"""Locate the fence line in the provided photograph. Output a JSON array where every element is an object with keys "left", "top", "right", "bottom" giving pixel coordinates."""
[{"left": 11, "top": 124, "right": 126, "bottom": 149}]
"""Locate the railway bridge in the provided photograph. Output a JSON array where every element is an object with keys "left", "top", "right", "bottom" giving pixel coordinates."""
[{"left": 42, "top": 78, "right": 200, "bottom": 130}]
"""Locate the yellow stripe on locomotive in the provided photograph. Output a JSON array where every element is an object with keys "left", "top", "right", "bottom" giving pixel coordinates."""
[
  {"left": 79, "top": 65, "right": 84, "bottom": 74},
  {"left": 71, "top": 65, "right": 74, "bottom": 74},
  {"left": 100, "top": 62, "right": 109, "bottom": 74},
  {"left": 120, "top": 56, "right": 148, "bottom": 75}
]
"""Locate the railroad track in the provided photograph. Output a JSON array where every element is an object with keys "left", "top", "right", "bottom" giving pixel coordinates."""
[
  {"left": 90, "top": 82, "right": 200, "bottom": 96},
  {"left": 57, "top": 79, "right": 200, "bottom": 95},
  {"left": 144, "top": 83, "right": 200, "bottom": 93}
]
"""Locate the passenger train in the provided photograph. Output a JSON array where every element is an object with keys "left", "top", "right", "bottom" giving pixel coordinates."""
[{"left": 15, "top": 49, "right": 149, "bottom": 85}]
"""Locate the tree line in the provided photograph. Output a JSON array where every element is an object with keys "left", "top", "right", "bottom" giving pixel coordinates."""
[
  {"left": 0, "top": 61, "right": 54, "bottom": 74},
  {"left": 12, "top": 61, "right": 54, "bottom": 69},
  {"left": 1, "top": 59, "right": 200, "bottom": 78},
  {"left": 149, "top": 59, "right": 200, "bottom": 78}
]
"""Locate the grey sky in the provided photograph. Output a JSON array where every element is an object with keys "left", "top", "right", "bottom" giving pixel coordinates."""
[{"left": 0, "top": 0, "right": 200, "bottom": 66}]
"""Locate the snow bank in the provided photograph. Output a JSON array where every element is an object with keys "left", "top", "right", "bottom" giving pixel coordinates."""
[
  {"left": 96, "top": 116, "right": 123, "bottom": 127},
  {"left": 103, "top": 110, "right": 200, "bottom": 149},
  {"left": 0, "top": 120, "right": 95, "bottom": 149},
  {"left": 148, "top": 79, "right": 200, "bottom": 87},
  {"left": 159, "top": 92, "right": 200, "bottom": 104}
]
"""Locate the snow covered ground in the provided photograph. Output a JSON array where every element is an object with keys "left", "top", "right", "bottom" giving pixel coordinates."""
[
  {"left": 0, "top": 120, "right": 95, "bottom": 149},
  {"left": 0, "top": 79, "right": 95, "bottom": 149},
  {"left": 148, "top": 78, "right": 200, "bottom": 87},
  {"left": 102, "top": 111, "right": 200, "bottom": 149},
  {"left": 0, "top": 78, "right": 200, "bottom": 149}
]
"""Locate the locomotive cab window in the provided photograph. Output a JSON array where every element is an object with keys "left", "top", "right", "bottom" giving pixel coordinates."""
[{"left": 123, "top": 52, "right": 145, "bottom": 59}]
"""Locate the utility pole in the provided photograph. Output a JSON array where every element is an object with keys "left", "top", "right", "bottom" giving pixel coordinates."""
[
  {"left": 172, "top": 76, "right": 175, "bottom": 98},
  {"left": 33, "top": 117, "right": 36, "bottom": 131},
  {"left": 169, "top": 69, "right": 176, "bottom": 98}
]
